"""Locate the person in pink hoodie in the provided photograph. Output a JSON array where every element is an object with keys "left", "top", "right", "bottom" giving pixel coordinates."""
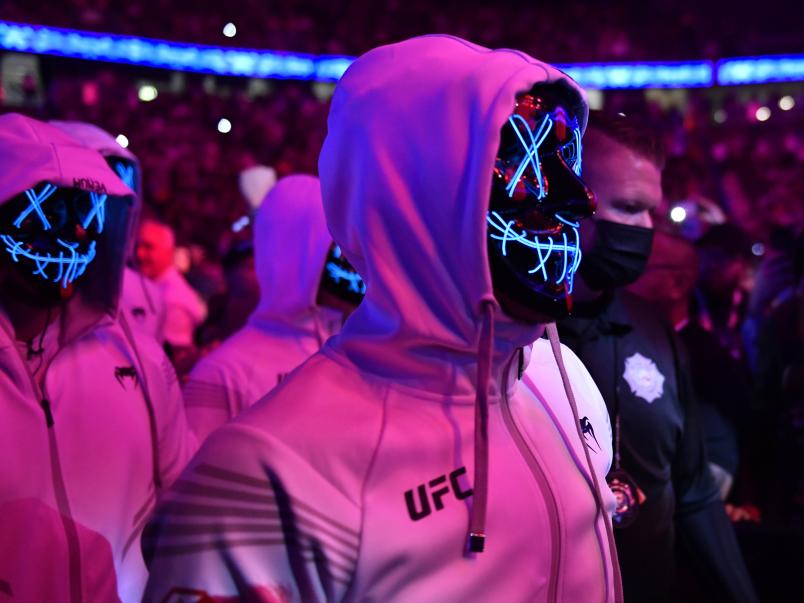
[
  {"left": 143, "top": 36, "right": 620, "bottom": 602},
  {"left": 49, "top": 120, "right": 167, "bottom": 343},
  {"left": 183, "top": 174, "right": 360, "bottom": 441},
  {"left": 0, "top": 114, "right": 196, "bottom": 603}
]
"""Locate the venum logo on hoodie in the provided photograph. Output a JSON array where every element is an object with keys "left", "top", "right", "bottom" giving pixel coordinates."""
[
  {"left": 114, "top": 366, "right": 138, "bottom": 389},
  {"left": 404, "top": 467, "right": 473, "bottom": 521},
  {"left": 72, "top": 177, "right": 107, "bottom": 194}
]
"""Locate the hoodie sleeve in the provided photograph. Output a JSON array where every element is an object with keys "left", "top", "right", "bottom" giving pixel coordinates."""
[
  {"left": 142, "top": 424, "right": 361, "bottom": 603},
  {"left": 182, "top": 357, "right": 247, "bottom": 442}
]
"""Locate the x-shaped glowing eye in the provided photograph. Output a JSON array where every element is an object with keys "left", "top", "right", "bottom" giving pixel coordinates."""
[
  {"left": 13, "top": 184, "right": 58, "bottom": 230},
  {"left": 114, "top": 162, "right": 136, "bottom": 190},
  {"left": 505, "top": 114, "right": 553, "bottom": 200},
  {"left": 82, "top": 192, "right": 107, "bottom": 233}
]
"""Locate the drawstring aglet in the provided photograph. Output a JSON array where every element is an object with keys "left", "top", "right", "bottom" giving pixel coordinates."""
[{"left": 468, "top": 531, "right": 486, "bottom": 553}]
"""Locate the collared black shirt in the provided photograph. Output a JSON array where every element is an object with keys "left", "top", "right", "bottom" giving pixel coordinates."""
[{"left": 559, "top": 290, "right": 757, "bottom": 603}]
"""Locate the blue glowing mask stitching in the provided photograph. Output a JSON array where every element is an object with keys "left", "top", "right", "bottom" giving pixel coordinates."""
[
  {"left": 326, "top": 246, "right": 366, "bottom": 294},
  {"left": 13, "top": 183, "right": 58, "bottom": 230},
  {"left": 504, "top": 113, "right": 583, "bottom": 200},
  {"left": 486, "top": 211, "right": 583, "bottom": 293},
  {"left": 1, "top": 234, "right": 98, "bottom": 288}
]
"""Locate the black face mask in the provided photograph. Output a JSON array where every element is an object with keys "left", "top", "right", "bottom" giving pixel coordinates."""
[{"left": 580, "top": 219, "right": 654, "bottom": 290}]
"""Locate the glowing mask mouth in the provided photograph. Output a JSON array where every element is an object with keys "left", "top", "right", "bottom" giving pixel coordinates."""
[
  {"left": 325, "top": 246, "right": 366, "bottom": 295},
  {"left": 487, "top": 211, "right": 582, "bottom": 293},
  {"left": 1, "top": 234, "right": 98, "bottom": 288}
]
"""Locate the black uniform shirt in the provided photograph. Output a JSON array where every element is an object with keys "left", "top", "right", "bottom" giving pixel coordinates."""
[{"left": 559, "top": 290, "right": 757, "bottom": 603}]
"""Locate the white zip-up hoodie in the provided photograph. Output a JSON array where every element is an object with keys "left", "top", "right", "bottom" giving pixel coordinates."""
[
  {"left": 49, "top": 120, "right": 167, "bottom": 342},
  {"left": 143, "top": 35, "right": 619, "bottom": 602},
  {"left": 183, "top": 174, "right": 341, "bottom": 441},
  {"left": 0, "top": 114, "right": 196, "bottom": 603}
]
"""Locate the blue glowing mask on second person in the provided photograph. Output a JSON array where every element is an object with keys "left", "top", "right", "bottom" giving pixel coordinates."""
[
  {"left": 317, "top": 242, "right": 366, "bottom": 315},
  {"left": 487, "top": 84, "right": 596, "bottom": 322},
  {"left": 105, "top": 156, "right": 141, "bottom": 197}
]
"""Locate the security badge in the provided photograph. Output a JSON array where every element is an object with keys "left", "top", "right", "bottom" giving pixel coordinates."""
[
  {"left": 607, "top": 352, "right": 663, "bottom": 528},
  {"left": 623, "top": 352, "right": 665, "bottom": 404}
]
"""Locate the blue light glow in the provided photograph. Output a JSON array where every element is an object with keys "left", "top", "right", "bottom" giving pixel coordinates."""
[
  {"left": 1, "top": 234, "right": 97, "bottom": 287},
  {"left": 717, "top": 55, "right": 804, "bottom": 85},
  {"left": 507, "top": 114, "right": 552, "bottom": 199},
  {"left": 82, "top": 192, "right": 106, "bottom": 233},
  {"left": 557, "top": 61, "right": 714, "bottom": 89},
  {"left": 0, "top": 20, "right": 351, "bottom": 81},
  {"left": 5, "top": 21, "right": 795, "bottom": 87},
  {"left": 326, "top": 261, "right": 366, "bottom": 294},
  {"left": 14, "top": 183, "right": 57, "bottom": 230},
  {"left": 505, "top": 112, "right": 582, "bottom": 200},
  {"left": 113, "top": 162, "right": 136, "bottom": 190},
  {"left": 487, "top": 210, "right": 582, "bottom": 293}
]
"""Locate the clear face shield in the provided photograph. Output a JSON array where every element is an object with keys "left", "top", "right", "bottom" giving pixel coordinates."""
[{"left": 487, "top": 84, "right": 596, "bottom": 322}]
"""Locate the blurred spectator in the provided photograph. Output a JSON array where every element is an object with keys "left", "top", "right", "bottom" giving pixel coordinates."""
[
  {"left": 136, "top": 217, "right": 207, "bottom": 370},
  {"left": 630, "top": 231, "right": 750, "bottom": 502},
  {"left": 693, "top": 224, "right": 754, "bottom": 361}
]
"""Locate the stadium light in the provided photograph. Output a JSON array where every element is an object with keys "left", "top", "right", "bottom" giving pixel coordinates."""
[
  {"left": 557, "top": 61, "right": 714, "bottom": 89},
  {"left": 717, "top": 54, "right": 804, "bottom": 85},
  {"left": 223, "top": 23, "right": 237, "bottom": 38},
  {"left": 1, "top": 20, "right": 802, "bottom": 88}
]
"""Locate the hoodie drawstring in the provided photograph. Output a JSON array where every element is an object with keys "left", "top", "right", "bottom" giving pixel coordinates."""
[
  {"left": 545, "top": 323, "right": 623, "bottom": 602},
  {"left": 468, "top": 300, "right": 495, "bottom": 553}
]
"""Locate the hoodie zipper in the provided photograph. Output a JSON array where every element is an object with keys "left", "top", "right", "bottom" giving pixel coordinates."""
[
  {"left": 500, "top": 360, "right": 562, "bottom": 602},
  {"left": 20, "top": 346, "right": 85, "bottom": 603}
]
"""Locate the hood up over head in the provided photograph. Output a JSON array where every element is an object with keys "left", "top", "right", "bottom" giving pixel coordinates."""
[
  {"left": 0, "top": 113, "right": 136, "bottom": 341},
  {"left": 320, "top": 35, "right": 593, "bottom": 555},
  {"left": 320, "top": 34, "right": 588, "bottom": 395},
  {"left": 251, "top": 174, "right": 335, "bottom": 339},
  {"left": 50, "top": 120, "right": 142, "bottom": 198}
]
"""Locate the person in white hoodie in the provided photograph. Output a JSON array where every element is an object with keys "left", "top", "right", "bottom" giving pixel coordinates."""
[
  {"left": 183, "top": 174, "right": 360, "bottom": 441},
  {"left": 143, "top": 35, "right": 620, "bottom": 602},
  {"left": 0, "top": 113, "right": 196, "bottom": 603},
  {"left": 49, "top": 120, "right": 167, "bottom": 342}
]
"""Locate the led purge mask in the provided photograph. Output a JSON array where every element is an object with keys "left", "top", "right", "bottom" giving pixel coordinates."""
[
  {"left": 487, "top": 85, "right": 596, "bottom": 322},
  {"left": 1, "top": 182, "right": 107, "bottom": 295},
  {"left": 317, "top": 243, "right": 366, "bottom": 314}
]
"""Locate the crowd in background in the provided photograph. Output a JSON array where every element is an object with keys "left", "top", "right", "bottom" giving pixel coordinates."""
[{"left": 3, "top": 0, "right": 798, "bottom": 60}]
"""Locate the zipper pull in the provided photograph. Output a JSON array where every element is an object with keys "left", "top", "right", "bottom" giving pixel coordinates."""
[
  {"left": 517, "top": 347, "right": 525, "bottom": 380},
  {"left": 40, "top": 398, "right": 54, "bottom": 427}
]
